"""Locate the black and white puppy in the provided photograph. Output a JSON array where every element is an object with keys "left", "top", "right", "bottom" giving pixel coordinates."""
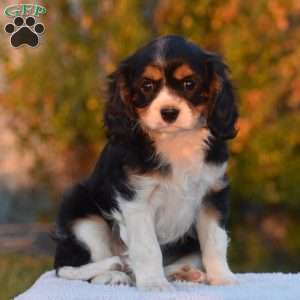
[{"left": 54, "top": 35, "right": 238, "bottom": 291}]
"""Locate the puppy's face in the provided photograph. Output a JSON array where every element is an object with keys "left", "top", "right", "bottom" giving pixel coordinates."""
[
  {"left": 106, "top": 36, "right": 237, "bottom": 139},
  {"left": 133, "top": 63, "right": 216, "bottom": 133}
]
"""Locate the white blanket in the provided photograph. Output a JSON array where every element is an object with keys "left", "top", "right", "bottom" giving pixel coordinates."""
[{"left": 16, "top": 271, "right": 300, "bottom": 300}]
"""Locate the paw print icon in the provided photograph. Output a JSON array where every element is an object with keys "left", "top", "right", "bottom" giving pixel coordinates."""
[{"left": 4, "top": 16, "right": 45, "bottom": 48}]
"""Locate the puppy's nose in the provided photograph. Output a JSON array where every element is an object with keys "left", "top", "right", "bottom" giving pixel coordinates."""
[{"left": 160, "top": 107, "right": 180, "bottom": 123}]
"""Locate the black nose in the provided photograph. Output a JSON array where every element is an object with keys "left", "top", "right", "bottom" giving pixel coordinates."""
[{"left": 160, "top": 107, "right": 180, "bottom": 123}]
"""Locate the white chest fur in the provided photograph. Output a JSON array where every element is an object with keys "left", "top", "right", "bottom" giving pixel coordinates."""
[
  {"left": 152, "top": 128, "right": 209, "bottom": 169},
  {"left": 126, "top": 129, "right": 227, "bottom": 245}
]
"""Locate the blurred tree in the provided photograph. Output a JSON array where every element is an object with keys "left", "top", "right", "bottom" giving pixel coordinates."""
[
  {"left": 0, "top": 0, "right": 299, "bottom": 271},
  {"left": 1, "top": 0, "right": 152, "bottom": 185}
]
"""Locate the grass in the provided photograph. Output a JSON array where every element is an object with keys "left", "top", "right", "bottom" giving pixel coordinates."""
[{"left": 0, "top": 253, "right": 52, "bottom": 300}]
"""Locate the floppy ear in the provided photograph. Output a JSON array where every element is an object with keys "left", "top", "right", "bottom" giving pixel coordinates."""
[
  {"left": 206, "top": 57, "right": 238, "bottom": 140},
  {"left": 104, "top": 62, "right": 136, "bottom": 139}
]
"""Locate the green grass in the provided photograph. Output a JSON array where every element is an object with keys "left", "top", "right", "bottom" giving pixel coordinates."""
[{"left": 0, "top": 253, "right": 52, "bottom": 300}]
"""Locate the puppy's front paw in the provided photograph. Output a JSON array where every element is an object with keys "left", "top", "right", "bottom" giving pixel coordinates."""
[
  {"left": 138, "top": 278, "right": 174, "bottom": 292},
  {"left": 207, "top": 272, "right": 238, "bottom": 285}
]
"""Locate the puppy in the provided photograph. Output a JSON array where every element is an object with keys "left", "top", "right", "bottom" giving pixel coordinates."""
[{"left": 54, "top": 35, "right": 238, "bottom": 291}]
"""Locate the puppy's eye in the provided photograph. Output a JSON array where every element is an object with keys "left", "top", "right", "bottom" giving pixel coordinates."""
[
  {"left": 141, "top": 79, "right": 155, "bottom": 93},
  {"left": 183, "top": 78, "right": 196, "bottom": 91}
]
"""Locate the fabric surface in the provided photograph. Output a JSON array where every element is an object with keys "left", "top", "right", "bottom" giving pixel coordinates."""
[{"left": 16, "top": 271, "right": 300, "bottom": 300}]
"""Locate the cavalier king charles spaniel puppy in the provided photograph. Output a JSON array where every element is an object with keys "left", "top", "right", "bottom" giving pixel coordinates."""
[{"left": 54, "top": 35, "right": 238, "bottom": 291}]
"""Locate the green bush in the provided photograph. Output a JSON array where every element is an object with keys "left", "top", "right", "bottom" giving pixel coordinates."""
[{"left": 0, "top": 253, "right": 52, "bottom": 299}]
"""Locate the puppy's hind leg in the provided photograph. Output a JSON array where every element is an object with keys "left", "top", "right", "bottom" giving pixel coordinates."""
[
  {"left": 58, "top": 215, "right": 132, "bottom": 285},
  {"left": 72, "top": 216, "right": 113, "bottom": 262},
  {"left": 58, "top": 256, "right": 123, "bottom": 280}
]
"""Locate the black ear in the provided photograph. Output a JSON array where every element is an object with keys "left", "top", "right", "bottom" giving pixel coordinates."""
[
  {"left": 104, "top": 62, "right": 136, "bottom": 139},
  {"left": 206, "top": 57, "right": 238, "bottom": 140}
]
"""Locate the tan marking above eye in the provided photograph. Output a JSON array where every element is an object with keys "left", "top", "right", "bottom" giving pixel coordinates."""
[
  {"left": 142, "top": 65, "right": 162, "bottom": 81},
  {"left": 173, "top": 64, "right": 194, "bottom": 80}
]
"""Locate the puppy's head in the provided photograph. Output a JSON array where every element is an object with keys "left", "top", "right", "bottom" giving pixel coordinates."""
[{"left": 105, "top": 35, "right": 238, "bottom": 140}]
